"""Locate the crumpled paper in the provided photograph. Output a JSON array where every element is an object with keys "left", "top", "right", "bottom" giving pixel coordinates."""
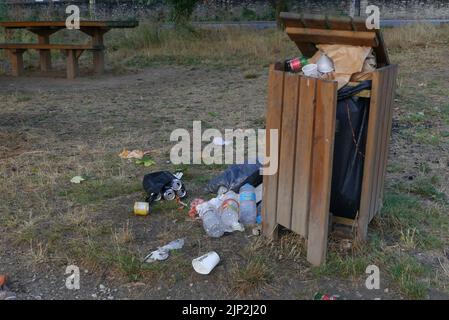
[
  {"left": 310, "top": 44, "right": 373, "bottom": 89},
  {"left": 119, "top": 149, "right": 150, "bottom": 160},
  {"left": 143, "top": 238, "right": 185, "bottom": 263},
  {"left": 70, "top": 176, "right": 85, "bottom": 184}
]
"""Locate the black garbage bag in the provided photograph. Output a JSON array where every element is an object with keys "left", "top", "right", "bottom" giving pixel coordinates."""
[
  {"left": 142, "top": 171, "right": 177, "bottom": 203},
  {"left": 204, "top": 161, "right": 262, "bottom": 194},
  {"left": 330, "top": 81, "right": 371, "bottom": 219}
]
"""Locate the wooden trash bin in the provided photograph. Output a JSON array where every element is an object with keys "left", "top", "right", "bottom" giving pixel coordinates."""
[{"left": 261, "top": 13, "right": 398, "bottom": 266}]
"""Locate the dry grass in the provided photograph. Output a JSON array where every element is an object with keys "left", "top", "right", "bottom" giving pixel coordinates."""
[
  {"left": 1, "top": 22, "right": 449, "bottom": 73},
  {"left": 105, "top": 22, "right": 449, "bottom": 69},
  {"left": 106, "top": 23, "right": 297, "bottom": 68},
  {"left": 230, "top": 256, "right": 273, "bottom": 296},
  {"left": 383, "top": 23, "right": 449, "bottom": 50}
]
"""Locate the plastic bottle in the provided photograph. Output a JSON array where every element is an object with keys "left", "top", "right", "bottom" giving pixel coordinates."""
[
  {"left": 199, "top": 204, "right": 224, "bottom": 238},
  {"left": 220, "top": 196, "right": 240, "bottom": 232},
  {"left": 239, "top": 184, "right": 257, "bottom": 225}
]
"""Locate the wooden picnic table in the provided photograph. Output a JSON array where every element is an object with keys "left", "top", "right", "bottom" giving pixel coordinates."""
[{"left": 0, "top": 20, "right": 138, "bottom": 78}]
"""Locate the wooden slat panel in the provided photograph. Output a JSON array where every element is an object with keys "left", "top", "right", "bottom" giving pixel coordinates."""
[
  {"left": 262, "top": 65, "right": 285, "bottom": 239},
  {"left": 306, "top": 80, "right": 337, "bottom": 266},
  {"left": 370, "top": 67, "right": 390, "bottom": 220},
  {"left": 280, "top": 12, "right": 369, "bottom": 32},
  {"left": 326, "top": 16, "right": 354, "bottom": 31},
  {"left": 0, "top": 21, "right": 138, "bottom": 28},
  {"left": 358, "top": 70, "right": 383, "bottom": 240},
  {"left": 375, "top": 65, "right": 398, "bottom": 219},
  {"left": 291, "top": 77, "right": 317, "bottom": 237},
  {"left": 285, "top": 27, "right": 378, "bottom": 48},
  {"left": 276, "top": 74, "right": 300, "bottom": 229}
]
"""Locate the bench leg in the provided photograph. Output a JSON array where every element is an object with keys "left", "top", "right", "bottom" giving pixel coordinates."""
[
  {"left": 93, "top": 50, "right": 105, "bottom": 74},
  {"left": 38, "top": 36, "right": 52, "bottom": 72},
  {"left": 8, "top": 49, "right": 25, "bottom": 76},
  {"left": 27, "top": 28, "right": 59, "bottom": 72},
  {"left": 66, "top": 50, "right": 79, "bottom": 79}
]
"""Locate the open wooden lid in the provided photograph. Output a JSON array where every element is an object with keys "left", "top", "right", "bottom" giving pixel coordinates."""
[{"left": 280, "top": 12, "right": 390, "bottom": 67}]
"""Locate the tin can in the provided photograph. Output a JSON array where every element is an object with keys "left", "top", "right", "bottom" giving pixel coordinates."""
[
  {"left": 163, "top": 188, "right": 176, "bottom": 201},
  {"left": 176, "top": 186, "right": 187, "bottom": 198},
  {"left": 134, "top": 202, "right": 150, "bottom": 216},
  {"left": 171, "top": 179, "right": 183, "bottom": 191},
  {"left": 153, "top": 192, "right": 162, "bottom": 202},
  {"left": 285, "top": 56, "right": 309, "bottom": 73}
]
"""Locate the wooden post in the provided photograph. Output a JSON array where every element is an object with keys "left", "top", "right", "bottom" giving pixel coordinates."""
[{"left": 8, "top": 49, "right": 25, "bottom": 76}]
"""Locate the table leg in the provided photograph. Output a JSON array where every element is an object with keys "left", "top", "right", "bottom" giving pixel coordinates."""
[
  {"left": 81, "top": 27, "right": 109, "bottom": 75},
  {"left": 8, "top": 49, "right": 26, "bottom": 76},
  {"left": 38, "top": 34, "right": 51, "bottom": 72},
  {"left": 28, "top": 28, "right": 60, "bottom": 72}
]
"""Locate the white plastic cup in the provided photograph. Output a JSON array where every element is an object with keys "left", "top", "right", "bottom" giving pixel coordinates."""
[
  {"left": 192, "top": 251, "right": 220, "bottom": 275},
  {"left": 302, "top": 64, "right": 319, "bottom": 78}
]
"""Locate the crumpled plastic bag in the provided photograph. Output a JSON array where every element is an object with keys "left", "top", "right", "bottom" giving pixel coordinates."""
[
  {"left": 143, "top": 238, "right": 185, "bottom": 263},
  {"left": 204, "top": 162, "right": 262, "bottom": 194},
  {"left": 310, "top": 45, "right": 373, "bottom": 89}
]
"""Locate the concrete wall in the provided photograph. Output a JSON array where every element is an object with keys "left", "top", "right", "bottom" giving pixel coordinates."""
[{"left": 3, "top": 0, "right": 449, "bottom": 21}]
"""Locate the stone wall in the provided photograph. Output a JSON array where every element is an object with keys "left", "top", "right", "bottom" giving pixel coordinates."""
[{"left": 2, "top": 0, "right": 449, "bottom": 21}]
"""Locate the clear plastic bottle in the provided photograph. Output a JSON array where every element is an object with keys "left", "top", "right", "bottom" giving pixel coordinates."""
[
  {"left": 219, "top": 191, "right": 240, "bottom": 232},
  {"left": 199, "top": 204, "right": 224, "bottom": 238},
  {"left": 239, "top": 184, "right": 257, "bottom": 225}
]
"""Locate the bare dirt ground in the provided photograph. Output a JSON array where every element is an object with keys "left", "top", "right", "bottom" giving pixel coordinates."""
[{"left": 1, "top": 52, "right": 448, "bottom": 299}]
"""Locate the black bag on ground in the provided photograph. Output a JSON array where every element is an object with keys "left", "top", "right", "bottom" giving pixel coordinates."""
[
  {"left": 204, "top": 161, "right": 262, "bottom": 194},
  {"left": 330, "top": 81, "right": 371, "bottom": 219},
  {"left": 142, "top": 171, "right": 177, "bottom": 203}
]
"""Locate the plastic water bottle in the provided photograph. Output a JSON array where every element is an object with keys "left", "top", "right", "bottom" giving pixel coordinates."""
[
  {"left": 239, "top": 184, "right": 257, "bottom": 225},
  {"left": 199, "top": 204, "right": 224, "bottom": 238},
  {"left": 219, "top": 191, "right": 239, "bottom": 232}
]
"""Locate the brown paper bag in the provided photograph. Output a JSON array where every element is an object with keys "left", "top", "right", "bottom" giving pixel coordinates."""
[{"left": 311, "top": 44, "right": 373, "bottom": 89}]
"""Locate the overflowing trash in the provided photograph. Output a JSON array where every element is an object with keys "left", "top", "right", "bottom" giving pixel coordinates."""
[
  {"left": 196, "top": 192, "right": 241, "bottom": 238},
  {"left": 192, "top": 251, "right": 220, "bottom": 275},
  {"left": 142, "top": 171, "right": 187, "bottom": 204},
  {"left": 205, "top": 162, "right": 262, "bottom": 194},
  {"left": 283, "top": 45, "right": 377, "bottom": 89},
  {"left": 143, "top": 238, "right": 185, "bottom": 263}
]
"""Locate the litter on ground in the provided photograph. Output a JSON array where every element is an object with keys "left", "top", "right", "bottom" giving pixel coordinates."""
[{"left": 143, "top": 238, "right": 185, "bottom": 263}]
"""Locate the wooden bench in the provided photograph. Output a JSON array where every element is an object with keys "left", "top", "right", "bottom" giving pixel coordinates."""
[{"left": 0, "top": 43, "right": 104, "bottom": 79}]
